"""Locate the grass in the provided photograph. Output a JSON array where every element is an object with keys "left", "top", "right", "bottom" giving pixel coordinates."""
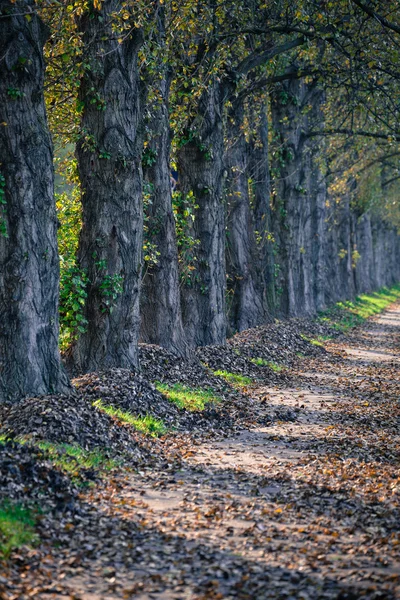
[
  {"left": 155, "top": 382, "right": 220, "bottom": 411},
  {"left": 0, "top": 501, "right": 38, "bottom": 559},
  {"left": 213, "top": 370, "right": 253, "bottom": 388},
  {"left": 37, "top": 441, "right": 117, "bottom": 474},
  {"left": 0, "top": 436, "right": 117, "bottom": 478},
  {"left": 319, "top": 283, "right": 400, "bottom": 332},
  {"left": 93, "top": 399, "right": 167, "bottom": 436},
  {"left": 300, "top": 333, "right": 325, "bottom": 348},
  {"left": 249, "top": 357, "right": 285, "bottom": 372}
]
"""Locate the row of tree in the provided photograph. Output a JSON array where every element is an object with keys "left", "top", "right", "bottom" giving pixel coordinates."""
[{"left": 0, "top": 0, "right": 399, "bottom": 402}]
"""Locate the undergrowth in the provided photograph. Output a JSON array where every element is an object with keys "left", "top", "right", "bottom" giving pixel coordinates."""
[
  {"left": 319, "top": 283, "right": 400, "bottom": 332},
  {"left": 213, "top": 370, "right": 253, "bottom": 388},
  {"left": 155, "top": 383, "right": 220, "bottom": 411},
  {"left": 0, "top": 436, "right": 116, "bottom": 481},
  {"left": 37, "top": 441, "right": 117, "bottom": 475},
  {"left": 93, "top": 400, "right": 167, "bottom": 436},
  {"left": 250, "top": 358, "right": 285, "bottom": 372},
  {"left": 0, "top": 501, "right": 38, "bottom": 559}
]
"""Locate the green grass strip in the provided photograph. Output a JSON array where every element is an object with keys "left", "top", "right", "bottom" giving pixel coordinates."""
[
  {"left": 93, "top": 399, "right": 167, "bottom": 436},
  {"left": 0, "top": 436, "right": 117, "bottom": 480},
  {"left": 213, "top": 370, "right": 253, "bottom": 388},
  {"left": 319, "top": 283, "right": 400, "bottom": 332},
  {"left": 155, "top": 382, "right": 220, "bottom": 411},
  {"left": 249, "top": 357, "right": 285, "bottom": 371}
]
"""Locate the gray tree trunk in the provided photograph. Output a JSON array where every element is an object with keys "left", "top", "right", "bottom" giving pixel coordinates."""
[
  {"left": 248, "top": 102, "right": 276, "bottom": 314},
  {"left": 177, "top": 81, "right": 226, "bottom": 346},
  {"left": 271, "top": 78, "right": 327, "bottom": 316},
  {"left": 307, "top": 91, "right": 327, "bottom": 311},
  {"left": 73, "top": 2, "right": 144, "bottom": 373},
  {"left": 0, "top": 0, "right": 70, "bottom": 402},
  {"left": 354, "top": 212, "right": 374, "bottom": 294},
  {"left": 271, "top": 79, "right": 311, "bottom": 316},
  {"left": 140, "top": 69, "right": 191, "bottom": 358},
  {"left": 225, "top": 101, "right": 267, "bottom": 333}
]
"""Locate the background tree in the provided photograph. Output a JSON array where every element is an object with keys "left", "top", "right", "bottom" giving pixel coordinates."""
[{"left": 139, "top": 2, "right": 191, "bottom": 359}]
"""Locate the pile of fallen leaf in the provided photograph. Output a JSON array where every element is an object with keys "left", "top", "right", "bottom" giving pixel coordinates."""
[
  {"left": 0, "top": 441, "right": 77, "bottom": 510},
  {"left": 76, "top": 366, "right": 243, "bottom": 434},
  {"left": 0, "top": 318, "right": 334, "bottom": 455},
  {"left": 0, "top": 393, "right": 149, "bottom": 460},
  {"left": 229, "top": 317, "right": 335, "bottom": 366}
]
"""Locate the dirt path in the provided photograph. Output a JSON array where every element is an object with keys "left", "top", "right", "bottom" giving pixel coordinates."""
[{"left": 7, "top": 305, "right": 400, "bottom": 600}]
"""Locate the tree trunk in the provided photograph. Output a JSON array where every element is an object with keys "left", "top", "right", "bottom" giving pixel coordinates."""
[
  {"left": 307, "top": 90, "right": 327, "bottom": 311},
  {"left": 324, "top": 197, "right": 343, "bottom": 305},
  {"left": 0, "top": 0, "right": 70, "bottom": 402},
  {"left": 337, "top": 193, "right": 356, "bottom": 300},
  {"left": 177, "top": 81, "right": 226, "bottom": 346},
  {"left": 73, "top": 2, "right": 144, "bottom": 373},
  {"left": 353, "top": 212, "right": 374, "bottom": 294},
  {"left": 140, "top": 69, "right": 191, "bottom": 358},
  {"left": 248, "top": 102, "right": 276, "bottom": 314},
  {"left": 225, "top": 101, "right": 267, "bottom": 333},
  {"left": 271, "top": 78, "right": 327, "bottom": 316},
  {"left": 271, "top": 79, "right": 311, "bottom": 316}
]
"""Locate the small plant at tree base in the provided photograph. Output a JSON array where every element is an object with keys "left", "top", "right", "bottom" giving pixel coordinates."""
[
  {"left": 59, "top": 264, "right": 88, "bottom": 351},
  {"left": 57, "top": 187, "right": 85, "bottom": 350}
]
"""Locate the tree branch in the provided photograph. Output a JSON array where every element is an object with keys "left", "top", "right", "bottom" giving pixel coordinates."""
[
  {"left": 351, "top": 0, "right": 400, "bottom": 36},
  {"left": 234, "top": 36, "right": 307, "bottom": 76},
  {"left": 307, "top": 128, "right": 400, "bottom": 142}
]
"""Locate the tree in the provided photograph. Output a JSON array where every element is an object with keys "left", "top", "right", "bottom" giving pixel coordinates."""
[
  {"left": 72, "top": 0, "right": 145, "bottom": 373},
  {"left": 0, "top": 0, "right": 70, "bottom": 401},
  {"left": 140, "top": 4, "right": 191, "bottom": 358},
  {"left": 225, "top": 97, "right": 268, "bottom": 332}
]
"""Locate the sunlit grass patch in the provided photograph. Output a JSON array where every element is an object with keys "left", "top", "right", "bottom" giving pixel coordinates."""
[
  {"left": 319, "top": 283, "right": 400, "bottom": 332},
  {"left": 213, "top": 370, "right": 253, "bottom": 388},
  {"left": 155, "top": 382, "right": 220, "bottom": 411},
  {"left": 249, "top": 357, "right": 285, "bottom": 372},
  {"left": 0, "top": 501, "right": 38, "bottom": 559},
  {"left": 300, "top": 333, "right": 325, "bottom": 348},
  {"left": 0, "top": 436, "right": 116, "bottom": 480},
  {"left": 93, "top": 399, "right": 167, "bottom": 436},
  {"left": 37, "top": 440, "right": 117, "bottom": 473}
]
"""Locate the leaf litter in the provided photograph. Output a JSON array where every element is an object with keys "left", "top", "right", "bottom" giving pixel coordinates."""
[{"left": 0, "top": 304, "right": 399, "bottom": 598}]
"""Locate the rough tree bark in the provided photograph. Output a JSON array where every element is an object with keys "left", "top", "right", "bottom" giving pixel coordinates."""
[
  {"left": 271, "top": 78, "right": 311, "bottom": 316},
  {"left": 271, "top": 77, "right": 327, "bottom": 316},
  {"left": 307, "top": 90, "right": 327, "bottom": 311},
  {"left": 337, "top": 193, "right": 356, "bottom": 300},
  {"left": 225, "top": 100, "right": 267, "bottom": 333},
  {"left": 248, "top": 102, "right": 276, "bottom": 314},
  {"left": 177, "top": 81, "right": 226, "bottom": 346},
  {"left": 73, "top": 1, "right": 144, "bottom": 373},
  {"left": 140, "top": 65, "right": 191, "bottom": 358},
  {"left": 0, "top": 0, "right": 71, "bottom": 401},
  {"left": 353, "top": 212, "right": 374, "bottom": 294}
]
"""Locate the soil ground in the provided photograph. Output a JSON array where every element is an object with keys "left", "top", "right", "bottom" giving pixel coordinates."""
[{"left": 1, "top": 304, "right": 400, "bottom": 599}]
